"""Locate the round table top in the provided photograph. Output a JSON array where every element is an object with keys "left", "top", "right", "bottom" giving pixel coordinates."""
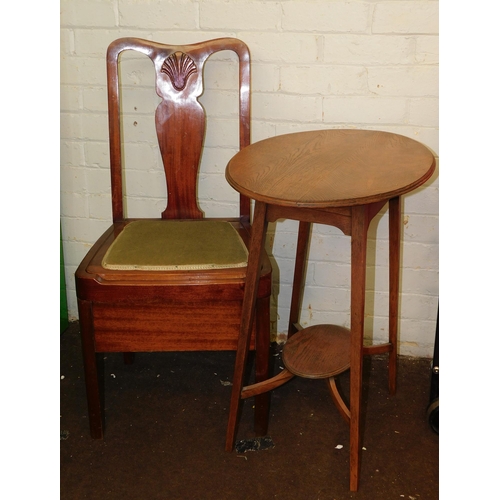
[{"left": 226, "top": 129, "right": 436, "bottom": 208}]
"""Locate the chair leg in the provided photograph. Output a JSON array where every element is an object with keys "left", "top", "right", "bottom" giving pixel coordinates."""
[
  {"left": 253, "top": 296, "right": 271, "bottom": 436},
  {"left": 78, "top": 299, "right": 104, "bottom": 439},
  {"left": 123, "top": 352, "right": 135, "bottom": 364}
]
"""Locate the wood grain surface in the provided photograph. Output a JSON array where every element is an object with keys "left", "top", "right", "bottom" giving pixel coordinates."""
[{"left": 226, "top": 129, "right": 435, "bottom": 207}]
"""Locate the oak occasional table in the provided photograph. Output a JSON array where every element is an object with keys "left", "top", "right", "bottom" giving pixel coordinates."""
[{"left": 223, "top": 129, "right": 436, "bottom": 491}]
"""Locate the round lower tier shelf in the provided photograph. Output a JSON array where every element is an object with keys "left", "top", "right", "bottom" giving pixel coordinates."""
[{"left": 282, "top": 324, "right": 351, "bottom": 379}]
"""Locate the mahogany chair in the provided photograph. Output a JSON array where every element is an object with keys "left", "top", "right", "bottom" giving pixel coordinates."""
[{"left": 75, "top": 37, "right": 272, "bottom": 439}]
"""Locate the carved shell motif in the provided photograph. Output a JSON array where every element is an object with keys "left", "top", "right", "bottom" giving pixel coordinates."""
[{"left": 161, "top": 52, "right": 197, "bottom": 91}]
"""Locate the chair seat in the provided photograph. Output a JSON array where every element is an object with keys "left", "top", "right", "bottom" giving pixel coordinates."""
[{"left": 102, "top": 220, "right": 248, "bottom": 271}]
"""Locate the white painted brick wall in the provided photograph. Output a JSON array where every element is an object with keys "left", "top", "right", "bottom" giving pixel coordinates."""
[{"left": 60, "top": 0, "right": 439, "bottom": 357}]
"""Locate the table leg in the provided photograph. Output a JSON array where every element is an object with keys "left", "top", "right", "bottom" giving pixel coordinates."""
[
  {"left": 288, "top": 221, "right": 312, "bottom": 336},
  {"left": 349, "top": 206, "right": 369, "bottom": 491},
  {"left": 254, "top": 296, "right": 271, "bottom": 435},
  {"left": 226, "top": 200, "right": 269, "bottom": 451},
  {"left": 388, "top": 197, "right": 401, "bottom": 395}
]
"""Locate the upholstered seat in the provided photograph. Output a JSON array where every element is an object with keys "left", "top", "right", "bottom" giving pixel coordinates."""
[{"left": 102, "top": 220, "right": 248, "bottom": 271}]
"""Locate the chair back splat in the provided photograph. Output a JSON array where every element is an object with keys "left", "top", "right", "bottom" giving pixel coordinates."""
[
  {"left": 75, "top": 38, "right": 271, "bottom": 440},
  {"left": 107, "top": 37, "right": 251, "bottom": 222}
]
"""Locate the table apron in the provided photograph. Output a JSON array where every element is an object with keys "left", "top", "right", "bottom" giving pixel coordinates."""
[{"left": 266, "top": 199, "right": 390, "bottom": 236}]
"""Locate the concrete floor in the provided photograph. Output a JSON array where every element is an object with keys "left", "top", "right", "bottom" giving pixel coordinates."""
[{"left": 60, "top": 322, "right": 438, "bottom": 499}]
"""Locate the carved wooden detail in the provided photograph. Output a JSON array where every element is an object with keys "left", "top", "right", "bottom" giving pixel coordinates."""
[{"left": 161, "top": 52, "right": 197, "bottom": 91}]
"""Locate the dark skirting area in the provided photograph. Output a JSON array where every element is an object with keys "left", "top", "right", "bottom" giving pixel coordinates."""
[{"left": 61, "top": 322, "right": 438, "bottom": 499}]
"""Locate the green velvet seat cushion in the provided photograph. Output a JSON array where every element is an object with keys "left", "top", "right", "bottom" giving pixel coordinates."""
[{"left": 102, "top": 220, "right": 248, "bottom": 270}]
